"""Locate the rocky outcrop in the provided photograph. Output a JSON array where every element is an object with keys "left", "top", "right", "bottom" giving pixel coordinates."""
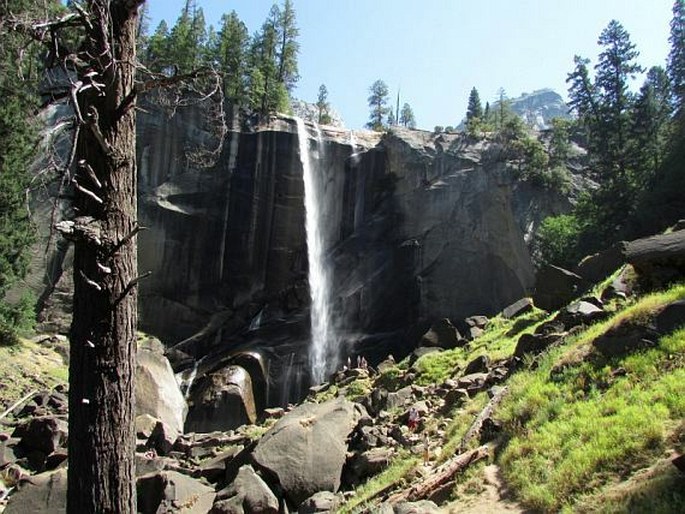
[
  {"left": 31, "top": 103, "right": 577, "bottom": 407},
  {"left": 252, "top": 397, "right": 366, "bottom": 505},
  {"left": 136, "top": 338, "right": 188, "bottom": 434}
]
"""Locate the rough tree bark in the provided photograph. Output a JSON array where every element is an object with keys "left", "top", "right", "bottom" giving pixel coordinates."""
[{"left": 66, "top": 1, "right": 143, "bottom": 512}]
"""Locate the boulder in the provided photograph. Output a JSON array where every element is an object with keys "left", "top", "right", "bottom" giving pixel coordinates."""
[
  {"left": 419, "top": 319, "right": 464, "bottom": 349},
  {"left": 534, "top": 265, "right": 587, "bottom": 312},
  {"left": 137, "top": 341, "right": 188, "bottom": 435},
  {"left": 146, "top": 420, "right": 179, "bottom": 456},
  {"left": 135, "top": 414, "right": 160, "bottom": 439},
  {"left": 12, "top": 416, "right": 67, "bottom": 455},
  {"left": 575, "top": 243, "right": 626, "bottom": 283},
  {"left": 464, "top": 355, "right": 490, "bottom": 375},
  {"left": 625, "top": 231, "right": 685, "bottom": 287},
  {"left": 501, "top": 298, "right": 533, "bottom": 319},
  {"left": 252, "top": 397, "right": 365, "bottom": 506},
  {"left": 298, "top": 491, "right": 342, "bottom": 513},
  {"left": 655, "top": 300, "right": 685, "bottom": 334},
  {"left": 593, "top": 322, "right": 660, "bottom": 358},
  {"left": 137, "top": 470, "right": 215, "bottom": 514},
  {"left": 4, "top": 468, "right": 67, "bottom": 514},
  {"left": 185, "top": 365, "right": 257, "bottom": 433},
  {"left": 385, "top": 386, "right": 414, "bottom": 411},
  {"left": 555, "top": 300, "right": 606, "bottom": 328},
  {"left": 214, "top": 464, "right": 278, "bottom": 514},
  {"left": 514, "top": 333, "right": 564, "bottom": 357},
  {"left": 409, "top": 346, "right": 443, "bottom": 366},
  {"left": 346, "top": 447, "right": 393, "bottom": 484}
]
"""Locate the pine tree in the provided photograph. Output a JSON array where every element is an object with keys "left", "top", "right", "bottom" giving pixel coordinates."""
[
  {"left": 387, "top": 109, "right": 396, "bottom": 126},
  {"left": 595, "top": 19, "right": 643, "bottom": 177},
  {"left": 668, "top": 0, "right": 685, "bottom": 113},
  {"left": 316, "top": 84, "right": 332, "bottom": 124},
  {"left": 145, "top": 21, "right": 170, "bottom": 72},
  {"left": 277, "top": 0, "right": 299, "bottom": 94},
  {"left": 631, "top": 66, "right": 672, "bottom": 184},
  {"left": 466, "top": 87, "right": 483, "bottom": 121},
  {"left": 216, "top": 11, "right": 249, "bottom": 104},
  {"left": 366, "top": 79, "right": 390, "bottom": 131},
  {"left": 400, "top": 103, "right": 416, "bottom": 128}
]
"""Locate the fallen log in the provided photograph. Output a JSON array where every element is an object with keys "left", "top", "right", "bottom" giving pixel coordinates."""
[
  {"left": 385, "top": 445, "right": 490, "bottom": 504},
  {"left": 459, "top": 386, "right": 508, "bottom": 452}
]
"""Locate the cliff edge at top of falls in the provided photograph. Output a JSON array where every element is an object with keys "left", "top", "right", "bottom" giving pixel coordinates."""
[{"left": 29, "top": 107, "right": 586, "bottom": 380}]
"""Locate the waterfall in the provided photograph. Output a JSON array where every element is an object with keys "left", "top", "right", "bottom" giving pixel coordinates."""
[{"left": 296, "top": 118, "right": 337, "bottom": 384}]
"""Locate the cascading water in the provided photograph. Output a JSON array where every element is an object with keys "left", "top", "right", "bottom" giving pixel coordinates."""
[{"left": 296, "top": 118, "right": 337, "bottom": 384}]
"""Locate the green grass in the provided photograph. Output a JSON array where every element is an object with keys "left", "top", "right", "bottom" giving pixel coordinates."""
[
  {"left": 496, "top": 283, "right": 685, "bottom": 512},
  {"left": 337, "top": 452, "right": 419, "bottom": 514},
  {"left": 438, "top": 393, "right": 490, "bottom": 463},
  {"left": 412, "top": 308, "right": 548, "bottom": 386}
]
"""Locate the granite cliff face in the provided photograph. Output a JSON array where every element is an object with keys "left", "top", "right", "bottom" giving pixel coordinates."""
[{"left": 32, "top": 102, "right": 574, "bottom": 410}]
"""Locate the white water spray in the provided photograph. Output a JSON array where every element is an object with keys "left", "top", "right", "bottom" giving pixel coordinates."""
[{"left": 296, "top": 118, "right": 336, "bottom": 384}]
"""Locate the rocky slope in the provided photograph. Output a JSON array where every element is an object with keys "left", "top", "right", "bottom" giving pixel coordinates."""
[{"left": 2, "top": 228, "right": 684, "bottom": 513}]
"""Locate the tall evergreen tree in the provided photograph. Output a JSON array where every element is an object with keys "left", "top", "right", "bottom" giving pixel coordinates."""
[
  {"left": 631, "top": 66, "right": 672, "bottom": 184},
  {"left": 400, "top": 102, "right": 416, "bottom": 128},
  {"left": 668, "top": 0, "right": 685, "bottom": 113},
  {"left": 145, "top": 20, "right": 170, "bottom": 72},
  {"left": 216, "top": 11, "right": 249, "bottom": 104},
  {"left": 466, "top": 87, "right": 483, "bottom": 121},
  {"left": 594, "top": 19, "right": 643, "bottom": 178},
  {"left": 366, "top": 79, "right": 390, "bottom": 131},
  {"left": 0, "top": 0, "right": 44, "bottom": 343},
  {"left": 316, "top": 84, "right": 332, "bottom": 124},
  {"left": 277, "top": 0, "right": 299, "bottom": 94}
]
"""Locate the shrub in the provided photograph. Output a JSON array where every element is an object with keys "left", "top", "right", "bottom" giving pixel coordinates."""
[{"left": 533, "top": 214, "right": 582, "bottom": 268}]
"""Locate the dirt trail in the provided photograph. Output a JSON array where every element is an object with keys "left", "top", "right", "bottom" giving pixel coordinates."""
[{"left": 440, "top": 464, "right": 529, "bottom": 514}]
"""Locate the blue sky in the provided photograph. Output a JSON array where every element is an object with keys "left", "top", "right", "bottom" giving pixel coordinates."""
[{"left": 145, "top": 0, "right": 673, "bottom": 130}]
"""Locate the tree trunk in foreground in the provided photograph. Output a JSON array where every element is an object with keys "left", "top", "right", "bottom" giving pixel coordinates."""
[{"left": 67, "top": 1, "right": 143, "bottom": 512}]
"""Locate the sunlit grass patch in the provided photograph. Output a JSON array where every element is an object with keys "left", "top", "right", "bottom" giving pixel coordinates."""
[
  {"left": 497, "top": 284, "right": 685, "bottom": 513},
  {"left": 337, "top": 452, "right": 419, "bottom": 514}
]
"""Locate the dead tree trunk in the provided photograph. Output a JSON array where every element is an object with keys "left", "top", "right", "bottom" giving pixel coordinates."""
[
  {"left": 67, "top": 1, "right": 143, "bottom": 512},
  {"left": 385, "top": 446, "right": 490, "bottom": 504}
]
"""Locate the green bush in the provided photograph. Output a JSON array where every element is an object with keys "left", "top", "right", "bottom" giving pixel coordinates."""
[{"left": 533, "top": 214, "right": 582, "bottom": 268}]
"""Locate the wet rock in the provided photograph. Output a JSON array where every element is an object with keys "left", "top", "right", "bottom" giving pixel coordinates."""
[
  {"left": 185, "top": 365, "right": 257, "bottom": 433},
  {"left": 137, "top": 470, "right": 215, "bottom": 514},
  {"left": 534, "top": 264, "right": 587, "bottom": 312},
  {"left": 137, "top": 340, "right": 188, "bottom": 435},
  {"left": 213, "top": 464, "right": 278, "bottom": 514},
  {"left": 420, "top": 318, "right": 465, "bottom": 349},
  {"left": 501, "top": 297, "right": 534, "bottom": 319},
  {"left": 3, "top": 468, "right": 67, "bottom": 514},
  {"left": 252, "top": 397, "right": 366, "bottom": 506}
]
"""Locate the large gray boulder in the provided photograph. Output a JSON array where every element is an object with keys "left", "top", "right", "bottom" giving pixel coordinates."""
[
  {"left": 626, "top": 230, "right": 685, "bottom": 286},
  {"left": 136, "top": 337, "right": 188, "bottom": 435},
  {"left": 4, "top": 468, "right": 67, "bottom": 514},
  {"left": 213, "top": 464, "right": 278, "bottom": 514},
  {"left": 534, "top": 264, "right": 586, "bottom": 312},
  {"left": 252, "top": 397, "right": 366, "bottom": 506},
  {"left": 137, "top": 470, "right": 215, "bottom": 514},
  {"left": 419, "top": 318, "right": 464, "bottom": 349},
  {"left": 185, "top": 365, "right": 257, "bottom": 433}
]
